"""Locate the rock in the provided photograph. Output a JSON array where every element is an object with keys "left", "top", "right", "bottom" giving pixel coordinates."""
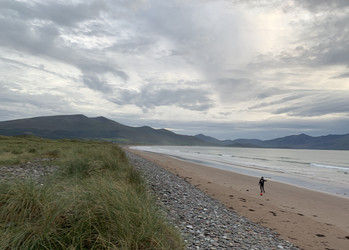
[
  {"left": 0, "top": 158, "right": 58, "bottom": 183},
  {"left": 126, "top": 151, "right": 299, "bottom": 250}
]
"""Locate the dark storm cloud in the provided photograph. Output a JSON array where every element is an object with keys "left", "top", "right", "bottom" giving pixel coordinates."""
[{"left": 111, "top": 84, "right": 214, "bottom": 112}]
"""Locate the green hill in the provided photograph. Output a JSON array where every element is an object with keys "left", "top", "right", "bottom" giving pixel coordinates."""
[
  {"left": 1, "top": 114, "right": 348, "bottom": 149},
  {"left": 0, "top": 114, "right": 209, "bottom": 145}
]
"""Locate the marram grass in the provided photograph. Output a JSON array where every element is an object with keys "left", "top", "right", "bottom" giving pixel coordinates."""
[{"left": 0, "top": 136, "right": 184, "bottom": 249}]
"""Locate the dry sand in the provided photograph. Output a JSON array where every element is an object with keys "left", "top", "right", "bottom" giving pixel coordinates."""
[{"left": 128, "top": 148, "right": 349, "bottom": 250}]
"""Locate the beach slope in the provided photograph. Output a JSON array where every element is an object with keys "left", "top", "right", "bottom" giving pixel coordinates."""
[{"left": 128, "top": 148, "right": 349, "bottom": 250}]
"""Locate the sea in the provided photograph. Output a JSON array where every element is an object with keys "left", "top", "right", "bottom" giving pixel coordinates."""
[{"left": 130, "top": 146, "right": 349, "bottom": 198}]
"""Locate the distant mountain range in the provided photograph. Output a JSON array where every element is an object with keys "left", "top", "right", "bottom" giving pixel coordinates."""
[
  {"left": 195, "top": 133, "right": 349, "bottom": 150},
  {"left": 0, "top": 114, "right": 348, "bottom": 150},
  {"left": 0, "top": 114, "right": 208, "bottom": 146}
]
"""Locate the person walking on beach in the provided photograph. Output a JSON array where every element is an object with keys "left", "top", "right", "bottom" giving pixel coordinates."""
[{"left": 258, "top": 177, "right": 267, "bottom": 193}]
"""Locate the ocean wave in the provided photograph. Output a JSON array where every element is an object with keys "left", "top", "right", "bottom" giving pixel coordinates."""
[
  {"left": 310, "top": 163, "right": 349, "bottom": 171},
  {"left": 233, "top": 155, "right": 269, "bottom": 162}
]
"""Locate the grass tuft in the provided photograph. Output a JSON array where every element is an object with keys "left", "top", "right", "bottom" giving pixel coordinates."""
[{"left": 0, "top": 136, "right": 184, "bottom": 249}]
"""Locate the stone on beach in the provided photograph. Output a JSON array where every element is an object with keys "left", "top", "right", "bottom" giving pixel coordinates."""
[{"left": 126, "top": 151, "right": 298, "bottom": 250}]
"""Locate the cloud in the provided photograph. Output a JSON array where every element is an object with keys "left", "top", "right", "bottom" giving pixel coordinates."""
[
  {"left": 215, "top": 78, "right": 256, "bottom": 102},
  {"left": 248, "top": 88, "right": 349, "bottom": 118},
  {"left": 0, "top": 0, "right": 348, "bottom": 139},
  {"left": 111, "top": 83, "right": 214, "bottom": 112},
  {"left": 0, "top": 0, "right": 107, "bottom": 52},
  {"left": 292, "top": 0, "right": 349, "bottom": 12},
  {"left": 272, "top": 92, "right": 349, "bottom": 117},
  {"left": 0, "top": 0, "right": 126, "bottom": 94},
  {"left": 0, "top": 9, "right": 58, "bottom": 54},
  {"left": 258, "top": 1, "right": 349, "bottom": 69},
  {"left": 249, "top": 94, "right": 303, "bottom": 110},
  {"left": 82, "top": 75, "right": 113, "bottom": 93},
  {"left": 332, "top": 72, "right": 349, "bottom": 79},
  {"left": 0, "top": 81, "right": 77, "bottom": 117},
  {"left": 0, "top": 0, "right": 107, "bottom": 27}
]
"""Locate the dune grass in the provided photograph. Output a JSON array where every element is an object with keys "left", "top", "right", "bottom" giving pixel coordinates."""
[{"left": 0, "top": 136, "right": 184, "bottom": 249}]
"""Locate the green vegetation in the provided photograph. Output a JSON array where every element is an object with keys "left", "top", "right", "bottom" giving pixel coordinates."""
[
  {"left": 0, "top": 114, "right": 209, "bottom": 146},
  {"left": 0, "top": 136, "right": 184, "bottom": 249}
]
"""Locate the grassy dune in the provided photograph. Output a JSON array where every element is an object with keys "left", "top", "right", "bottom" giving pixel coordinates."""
[{"left": 0, "top": 136, "right": 184, "bottom": 249}]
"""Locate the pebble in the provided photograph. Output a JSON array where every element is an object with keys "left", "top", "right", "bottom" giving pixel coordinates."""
[
  {"left": 1, "top": 152, "right": 299, "bottom": 249},
  {"left": 0, "top": 158, "right": 58, "bottom": 184},
  {"left": 126, "top": 151, "right": 299, "bottom": 250}
]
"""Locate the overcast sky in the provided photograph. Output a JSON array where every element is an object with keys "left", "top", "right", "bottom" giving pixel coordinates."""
[{"left": 1, "top": 0, "right": 349, "bottom": 140}]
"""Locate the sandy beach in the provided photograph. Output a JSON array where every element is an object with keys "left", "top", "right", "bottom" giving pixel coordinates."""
[{"left": 127, "top": 148, "right": 349, "bottom": 250}]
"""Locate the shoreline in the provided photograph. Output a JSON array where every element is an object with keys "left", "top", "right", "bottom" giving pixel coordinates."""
[
  {"left": 163, "top": 153, "right": 349, "bottom": 199},
  {"left": 127, "top": 148, "right": 349, "bottom": 250},
  {"left": 130, "top": 146, "right": 349, "bottom": 198}
]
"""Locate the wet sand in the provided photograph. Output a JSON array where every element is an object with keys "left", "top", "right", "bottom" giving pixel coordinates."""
[{"left": 127, "top": 148, "right": 349, "bottom": 250}]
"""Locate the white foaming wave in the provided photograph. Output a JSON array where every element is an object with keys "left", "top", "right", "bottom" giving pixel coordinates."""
[{"left": 310, "top": 163, "right": 349, "bottom": 171}]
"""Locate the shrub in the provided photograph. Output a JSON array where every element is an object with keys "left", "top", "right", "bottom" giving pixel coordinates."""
[
  {"left": 28, "top": 148, "right": 37, "bottom": 153},
  {"left": 11, "top": 149, "right": 23, "bottom": 155}
]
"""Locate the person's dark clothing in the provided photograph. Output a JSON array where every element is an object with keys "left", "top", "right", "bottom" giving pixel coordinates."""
[{"left": 258, "top": 177, "right": 267, "bottom": 193}]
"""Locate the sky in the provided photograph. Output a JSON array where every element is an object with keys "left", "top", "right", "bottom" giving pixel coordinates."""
[{"left": 1, "top": 0, "right": 349, "bottom": 140}]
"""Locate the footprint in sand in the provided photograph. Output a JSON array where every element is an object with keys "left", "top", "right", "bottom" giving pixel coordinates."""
[
  {"left": 297, "top": 213, "right": 304, "bottom": 216},
  {"left": 315, "top": 234, "right": 325, "bottom": 237},
  {"left": 337, "top": 236, "right": 349, "bottom": 240},
  {"left": 229, "top": 194, "right": 234, "bottom": 198},
  {"left": 269, "top": 211, "right": 277, "bottom": 216},
  {"left": 239, "top": 198, "right": 246, "bottom": 202},
  {"left": 248, "top": 209, "right": 255, "bottom": 211}
]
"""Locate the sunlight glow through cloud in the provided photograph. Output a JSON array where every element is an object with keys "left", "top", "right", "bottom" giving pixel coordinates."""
[{"left": 0, "top": 0, "right": 348, "bottom": 139}]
